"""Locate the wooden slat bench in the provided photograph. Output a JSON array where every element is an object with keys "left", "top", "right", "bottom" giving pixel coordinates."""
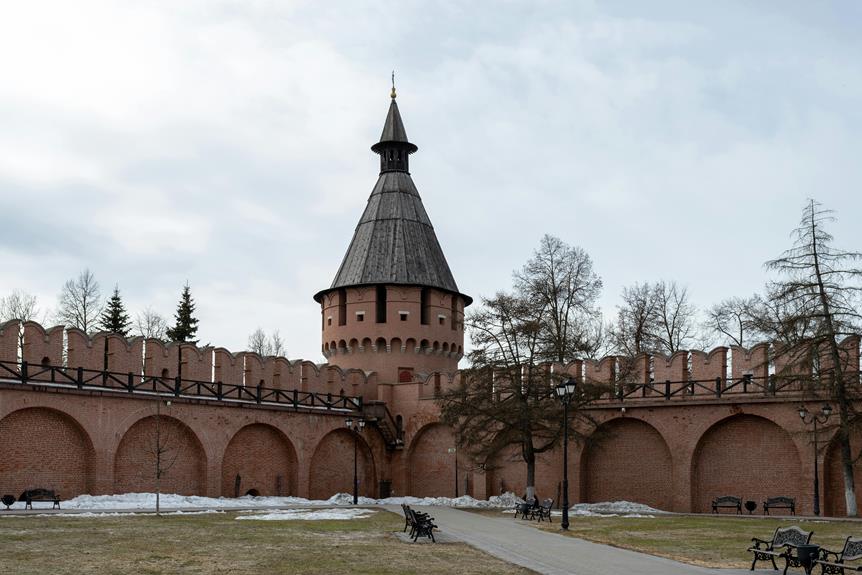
[
  {"left": 530, "top": 498, "right": 554, "bottom": 523},
  {"left": 747, "top": 525, "right": 812, "bottom": 575},
  {"left": 712, "top": 495, "right": 742, "bottom": 514},
  {"left": 813, "top": 536, "right": 862, "bottom": 573},
  {"left": 21, "top": 489, "right": 60, "bottom": 510},
  {"left": 763, "top": 496, "right": 795, "bottom": 516}
]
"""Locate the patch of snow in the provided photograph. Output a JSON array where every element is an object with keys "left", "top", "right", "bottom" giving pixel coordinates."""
[
  {"left": 569, "top": 501, "right": 665, "bottom": 516},
  {"left": 236, "top": 508, "right": 376, "bottom": 521},
  {"left": 4, "top": 490, "right": 529, "bottom": 512}
]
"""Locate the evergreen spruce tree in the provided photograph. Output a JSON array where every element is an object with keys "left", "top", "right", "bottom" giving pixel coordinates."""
[
  {"left": 166, "top": 283, "right": 199, "bottom": 344},
  {"left": 99, "top": 285, "right": 131, "bottom": 336}
]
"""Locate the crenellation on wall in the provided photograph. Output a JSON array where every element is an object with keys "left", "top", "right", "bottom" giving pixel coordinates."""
[
  {"left": 690, "top": 347, "right": 728, "bottom": 383},
  {"left": 22, "top": 321, "right": 64, "bottom": 367}
]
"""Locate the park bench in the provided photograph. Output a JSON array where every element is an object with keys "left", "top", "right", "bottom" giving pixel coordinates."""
[
  {"left": 514, "top": 497, "right": 538, "bottom": 520},
  {"left": 763, "top": 496, "right": 796, "bottom": 516},
  {"left": 711, "top": 495, "right": 742, "bottom": 514},
  {"left": 407, "top": 508, "right": 437, "bottom": 543},
  {"left": 747, "top": 525, "right": 813, "bottom": 575},
  {"left": 20, "top": 488, "right": 60, "bottom": 510},
  {"left": 530, "top": 498, "right": 554, "bottom": 523},
  {"left": 813, "top": 536, "right": 862, "bottom": 574}
]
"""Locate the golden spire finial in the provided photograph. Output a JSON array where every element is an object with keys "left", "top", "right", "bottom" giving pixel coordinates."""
[{"left": 391, "top": 70, "right": 396, "bottom": 99}]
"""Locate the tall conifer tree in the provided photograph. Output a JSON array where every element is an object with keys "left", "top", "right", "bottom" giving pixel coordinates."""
[
  {"left": 166, "top": 283, "right": 199, "bottom": 344},
  {"left": 99, "top": 285, "right": 131, "bottom": 336}
]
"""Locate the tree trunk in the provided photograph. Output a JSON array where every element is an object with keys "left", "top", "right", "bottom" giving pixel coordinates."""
[
  {"left": 840, "top": 432, "right": 858, "bottom": 516},
  {"left": 524, "top": 443, "right": 536, "bottom": 502}
]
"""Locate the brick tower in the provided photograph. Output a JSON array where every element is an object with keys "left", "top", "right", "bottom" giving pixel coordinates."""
[{"left": 314, "top": 87, "right": 471, "bottom": 383}]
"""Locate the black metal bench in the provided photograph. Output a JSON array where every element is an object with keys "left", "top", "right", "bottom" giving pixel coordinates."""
[
  {"left": 530, "top": 498, "right": 554, "bottom": 523},
  {"left": 514, "top": 497, "right": 538, "bottom": 520},
  {"left": 814, "top": 536, "right": 862, "bottom": 574},
  {"left": 20, "top": 489, "right": 60, "bottom": 510},
  {"left": 747, "top": 525, "right": 812, "bottom": 575},
  {"left": 712, "top": 495, "right": 742, "bottom": 514},
  {"left": 763, "top": 496, "right": 795, "bottom": 516},
  {"left": 407, "top": 508, "right": 437, "bottom": 543}
]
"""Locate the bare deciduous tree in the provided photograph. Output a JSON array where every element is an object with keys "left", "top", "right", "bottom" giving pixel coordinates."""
[
  {"left": 704, "top": 295, "right": 763, "bottom": 347},
  {"left": 247, "top": 328, "right": 285, "bottom": 357},
  {"left": 56, "top": 269, "right": 102, "bottom": 333},
  {"left": 135, "top": 307, "right": 168, "bottom": 340},
  {"left": 514, "top": 234, "right": 603, "bottom": 363},
  {"left": 0, "top": 290, "right": 40, "bottom": 323},
  {"left": 440, "top": 291, "right": 603, "bottom": 501},
  {"left": 149, "top": 399, "right": 179, "bottom": 516},
  {"left": 610, "top": 283, "right": 661, "bottom": 356},
  {"left": 611, "top": 281, "right": 698, "bottom": 357},
  {"left": 654, "top": 280, "right": 697, "bottom": 354}
]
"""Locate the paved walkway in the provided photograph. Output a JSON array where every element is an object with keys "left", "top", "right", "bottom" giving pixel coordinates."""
[{"left": 392, "top": 506, "right": 753, "bottom": 575}]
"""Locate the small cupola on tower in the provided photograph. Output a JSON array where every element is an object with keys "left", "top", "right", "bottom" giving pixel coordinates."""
[
  {"left": 370, "top": 86, "right": 418, "bottom": 174},
  {"left": 314, "top": 84, "right": 471, "bottom": 383}
]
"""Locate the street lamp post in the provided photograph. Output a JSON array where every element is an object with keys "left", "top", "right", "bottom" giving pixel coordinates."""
[
  {"left": 798, "top": 403, "right": 833, "bottom": 516},
  {"left": 345, "top": 417, "right": 366, "bottom": 505},
  {"left": 554, "top": 378, "right": 578, "bottom": 531}
]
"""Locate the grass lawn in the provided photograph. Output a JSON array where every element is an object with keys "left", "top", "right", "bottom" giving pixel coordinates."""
[
  {"left": 0, "top": 509, "right": 533, "bottom": 575},
  {"left": 473, "top": 509, "right": 862, "bottom": 569}
]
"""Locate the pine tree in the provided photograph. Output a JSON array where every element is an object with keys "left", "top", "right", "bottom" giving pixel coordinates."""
[
  {"left": 99, "top": 285, "right": 131, "bottom": 336},
  {"left": 166, "top": 283, "right": 199, "bottom": 344}
]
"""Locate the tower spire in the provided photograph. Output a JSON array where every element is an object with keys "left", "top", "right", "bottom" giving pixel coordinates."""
[{"left": 391, "top": 70, "right": 396, "bottom": 99}]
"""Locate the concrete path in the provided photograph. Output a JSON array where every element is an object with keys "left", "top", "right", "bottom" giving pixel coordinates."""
[{"left": 393, "top": 506, "right": 754, "bottom": 575}]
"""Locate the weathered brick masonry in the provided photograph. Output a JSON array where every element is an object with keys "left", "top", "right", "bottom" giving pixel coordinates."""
[{"left": 3, "top": 92, "right": 862, "bottom": 515}]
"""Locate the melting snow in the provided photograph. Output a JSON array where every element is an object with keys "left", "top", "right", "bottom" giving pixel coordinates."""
[
  {"left": 236, "top": 508, "right": 376, "bottom": 521},
  {"left": 6, "top": 491, "right": 526, "bottom": 512},
  {"left": 568, "top": 501, "right": 664, "bottom": 517}
]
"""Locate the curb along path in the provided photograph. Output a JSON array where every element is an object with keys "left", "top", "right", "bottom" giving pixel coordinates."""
[{"left": 388, "top": 506, "right": 752, "bottom": 575}]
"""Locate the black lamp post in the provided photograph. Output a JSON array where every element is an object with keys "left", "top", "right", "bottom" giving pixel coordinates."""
[
  {"left": 554, "top": 378, "right": 578, "bottom": 531},
  {"left": 345, "top": 417, "right": 366, "bottom": 505},
  {"left": 798, "top": 403, "right": 832, "bottom": 516}
]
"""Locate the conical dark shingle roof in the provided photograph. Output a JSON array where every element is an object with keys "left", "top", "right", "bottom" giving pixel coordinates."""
[{"left": 315, "top": 95, "right": 470, "bottom": 304}]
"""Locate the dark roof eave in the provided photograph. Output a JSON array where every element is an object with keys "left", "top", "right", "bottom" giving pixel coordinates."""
[{"left": 313, "top": 282, "right": 473, "bottom": 307}]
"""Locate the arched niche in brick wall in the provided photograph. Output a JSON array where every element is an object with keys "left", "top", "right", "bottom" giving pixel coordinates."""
[
  {"left": 221, "top": 423, "right": 298, "bottom": 497},
  {"left": 823, "top": 435, "right": 862, "bottom": 517},
  {"left": 407, "top": 423, "right": 466, "bottom": 498},
  {"left": 0, "top": 407, "right": 95, "bottom": 498},
  {"left": 113, "top": 415, "right": 207, "bottom": 496},
  {"left": 580, "top": 417, "right": 672, "bottom": 511},
  {"left": 692, "top": 414, "right": 802, "bottom": 513},
  {"left": 308, "top": 429, "right": 376, "bottom": 500}
]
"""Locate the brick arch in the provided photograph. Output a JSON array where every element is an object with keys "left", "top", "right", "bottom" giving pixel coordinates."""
[
  {"left": 580, "top": 417, "right": 672, "bottom": 510},
  {"left": 0, "top": 407, "right": 95, "bottom": 498},
  {"left": 692, "top": 414, "right": 802, "bottom": 512},
  {"left": 823, "top": 434, "right": 862, "bottom": 517},
  {"left": 308, "top": 429, "right": 376, "bottom": 500},
  {"left": 221, "top": 423, "right": 298, "bottom": 497},
  {"left": 114, "top": 415, "right": 207, "bottom": 495},
  {"left": 408, "top": 423, "right": 461, "bottom": 497}
]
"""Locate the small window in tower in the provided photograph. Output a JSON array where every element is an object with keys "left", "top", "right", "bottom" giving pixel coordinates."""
[
  {"left": 420, "top": 288, "right": 430, "bottom": 325},
  {"left": 327, "top": 316, "right": 332, "bottom": 327},
  {"left": 399, "top": 311, "right": 409, "bottom": 322},
  {"left": 338, "top": 288, "right": 347, "bottom": 326},
  {"left": 356, "top": 312, "right": 365, "bottom": 322},
  {"left": 376, "top": 285, "right": 387, "bottom": 323},
  {"left": 438, "top": 314, "right": 446, "bottom": 325}
]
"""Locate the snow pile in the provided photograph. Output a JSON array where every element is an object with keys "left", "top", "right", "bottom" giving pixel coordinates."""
[
  {"left": 50, "top": 493, "right": 316, "bottom": 511},
  {"left": 8, "top": 490, "right": 528, "bottom": 512},
  {"left": 236, "top": 508, "right": 376, "bottom": 521},
  {"left": 569, "top": 501, "right": 665, "bottom": 517}
]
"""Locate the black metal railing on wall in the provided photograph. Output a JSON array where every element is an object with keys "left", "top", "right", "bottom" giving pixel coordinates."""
[{"left": 0, "top": 359, "right": 361, "bottom": 413}]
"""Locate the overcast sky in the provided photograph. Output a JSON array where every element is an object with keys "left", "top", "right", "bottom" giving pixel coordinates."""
[{"left": 1, "top": 1, "right": 860, "bottom": 361}]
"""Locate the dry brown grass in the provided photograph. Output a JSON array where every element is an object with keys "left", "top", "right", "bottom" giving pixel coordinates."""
[
  {"left": 471, "top": 509, "right": 862, "bottom": 569},
  {"left": 0, "top": 509, "right": 534, "bottom": 575}
]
